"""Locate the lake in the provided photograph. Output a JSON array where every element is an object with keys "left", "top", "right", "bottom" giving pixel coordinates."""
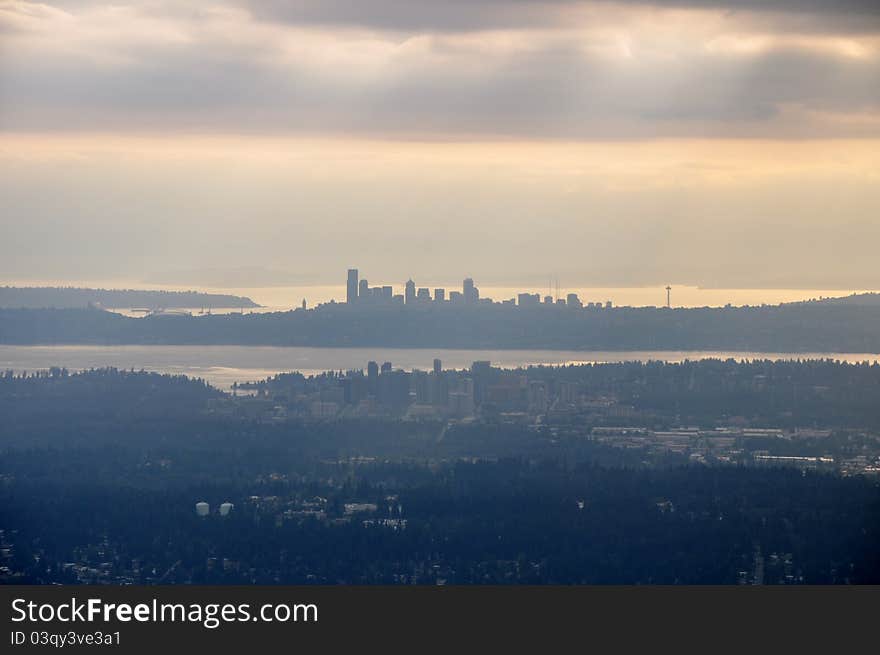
[{"left": 2, "top": 345, "right": 878, "bottom": 391}]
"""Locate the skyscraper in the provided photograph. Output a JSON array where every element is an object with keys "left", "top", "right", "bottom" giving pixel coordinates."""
[
  {"left": 405, "top": 279, "right": 416, "bottom": 304},
  {"left": 463, "top": 278, "right": 479, "bottom": 303},
  {"left": 347, "top": 269, "right": 358, "bottom": 304},
  {"left": 367, "top": 360, "right": 379, "bottom": 395},
  {"left": 359, "top": 279, "right": 369, "bottom": 301}
]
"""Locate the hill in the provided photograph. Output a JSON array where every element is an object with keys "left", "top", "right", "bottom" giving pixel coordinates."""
[{"left": 0, "top": 286, "right": 259, "bottom": 309}]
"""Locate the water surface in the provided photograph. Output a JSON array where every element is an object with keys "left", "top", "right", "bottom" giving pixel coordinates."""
[{"left": 2, "top": 345, "right": 877, "bottom": 391}]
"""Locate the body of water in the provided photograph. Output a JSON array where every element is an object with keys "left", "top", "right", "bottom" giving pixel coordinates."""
[{"left": 1, "top": 345, "right": 878, "bottom": 391}]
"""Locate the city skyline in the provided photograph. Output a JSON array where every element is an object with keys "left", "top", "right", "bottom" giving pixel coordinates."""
[{"left": 343, "top": 267, "right": 608, "bottom": 308}]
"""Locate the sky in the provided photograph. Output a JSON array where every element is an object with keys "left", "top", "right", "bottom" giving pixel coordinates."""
[{"left": 1, "top": 1, "right": 879, "bottom": 290}]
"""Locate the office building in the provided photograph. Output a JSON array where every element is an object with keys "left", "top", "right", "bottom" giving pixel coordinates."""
[
  {"left": 463, "top": 278, "right": 479, "bottom": 303},
  {"left": 347, "top": 269, "right": 358, "bottom": 304},
  {"left": 405, "top": 279, "right": 416, "bottom": 305}
]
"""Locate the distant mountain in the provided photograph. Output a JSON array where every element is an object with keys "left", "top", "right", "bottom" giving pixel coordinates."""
[
  {"left": 0, "top": 287, "right": 259, "bottom": 309},
  {"left": 790, "top": 292, "right": 880, "bottom": 307}
]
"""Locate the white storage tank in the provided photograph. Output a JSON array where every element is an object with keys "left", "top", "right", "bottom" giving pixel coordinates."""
[
  {"left": 195, "top": 501, "right": 210, "bottom": 517},
  {"left": 219, "top": 502, "right": 234, "bottom": 516}
]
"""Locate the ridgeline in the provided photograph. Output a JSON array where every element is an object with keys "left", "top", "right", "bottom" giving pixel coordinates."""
[
  {"left": 1, "top": 302, "right": 879, "bottom": 352},
  {"left": 0, "top": 286, "right": 259, "bottom": 309}
]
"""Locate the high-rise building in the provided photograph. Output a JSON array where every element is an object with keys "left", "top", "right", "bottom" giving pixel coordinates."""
[
  {"left": 566, "top": 293, "right": 582, "bottom": 308},
  {"left": 433, "top": 358, "right": 442, "bottom": 375},
  {"left": 417, "top": 287, "right": 431, "bottom": 302},
  {"left": 463, "top": 278, "right": 479, "bottom": 303},
  {"left": 347, "top": 269, "right": 358, "bottom": 304},
  {"left": 367, "top": 361, "right": 379, "bottom": 395},
  {"left": 381, "top": 361, "right": 392, "bottom": 374},
  {"left": 359, "top": 279, "right": 369, "bottom": 302},
  {"left": 405, "top": 279, "right": 416, "bottom": 304},
  {"left": 434, "top": 288, "right": 445, "bottom": 302}
]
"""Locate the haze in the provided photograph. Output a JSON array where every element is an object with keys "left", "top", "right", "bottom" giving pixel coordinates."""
[{"left": 1, "top": 1, "right": 879, "bottom": 290}]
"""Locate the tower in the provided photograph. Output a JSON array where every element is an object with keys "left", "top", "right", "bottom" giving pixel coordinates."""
[
  {"left": 347, "top": 269, "right": 358, "bottom": 304},
  {"left": 463, "top": 277, "right": 478, "bottom": 303},
  {"left": 666, "top": 286, "right": 672, "bottom": 308},
  {"left": 405, "top": 279, "right": 416, "bottom": 305}
]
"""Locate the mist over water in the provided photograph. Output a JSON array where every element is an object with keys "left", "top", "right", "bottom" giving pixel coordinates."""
[{"left": 2, "top": 345, "right": 878, "bottom": 391}]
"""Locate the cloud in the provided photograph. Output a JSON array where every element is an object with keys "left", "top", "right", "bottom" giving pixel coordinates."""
[
  {"left": 240, "top": 1, "right": 880, "bottom": 34},
  {"left": 0, "top": 1, "right": 879, "bottom": 138}
]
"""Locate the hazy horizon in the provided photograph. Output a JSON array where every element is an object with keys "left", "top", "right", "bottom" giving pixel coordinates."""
[{"left": 3, "top": 1, "right": 880, "bottom": 288}]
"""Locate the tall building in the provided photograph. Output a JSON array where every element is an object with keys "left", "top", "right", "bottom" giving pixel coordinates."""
[
  {"left": 417, "top": 287, "right": 431, "bottom": 302},
  {"left": 434, "top": 288, "right": 445, "bottom": 302},
  {"left": 463, "top": 278, "right": 479, "bottom": 303},
  {"left": 381, "top": 361, "right": 393, "bottom": 374},
  {"left": 405, "top": 279, "right": 416, "bottom": 305},
  {"left": 367, "top": 361, "right": 379, "bottom": 395},
  {"left": 566, "top": 293, "right": 583, "bottom": 308},
  {"left": 433, "top": 358, "right": 442, "bottom": 375},
  {"left": 347, "top": 269, "right": 358, "bottom": 304},
  {"left": 359, "top": 279, "right": 369, "bottom": 301}
]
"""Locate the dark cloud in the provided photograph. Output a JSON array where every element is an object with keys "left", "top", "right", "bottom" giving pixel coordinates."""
[
  {"left": 29, "top": 1, "right": 880, "bottom": 33},
  {"left": 1, "top": 1, "right": 878, "bottom": 138},
  {"left": 239, "top": 0, "right": 880, "bottom": 33}
]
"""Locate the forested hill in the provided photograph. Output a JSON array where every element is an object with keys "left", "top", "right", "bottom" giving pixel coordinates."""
[
  {"left": 2, "top": 302, "right": 880, "bottom": 352},
  {"left": 0, "top": 286, "right": 259, "bottom": 309},
  {"left": 790, "top": 292, "right": 880, "bottom": 307}
]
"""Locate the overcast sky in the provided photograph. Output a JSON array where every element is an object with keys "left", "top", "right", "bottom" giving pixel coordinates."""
[{"left": 1, "top": 1, "right": 879, "bottom": 289}]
